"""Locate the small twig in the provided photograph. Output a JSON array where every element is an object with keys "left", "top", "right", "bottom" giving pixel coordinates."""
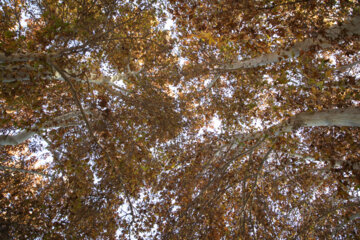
[{"left": 238, "top": 141, "right": 276, "bottom": 221}]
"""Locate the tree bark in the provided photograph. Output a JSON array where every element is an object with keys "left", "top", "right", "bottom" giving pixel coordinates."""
[
  {"left": 0, "top": 122, "right": 82, "bottom": 146},
  {"left": 221, "top": 15, "right": 360, "bottom": 70},
  {"left": 1, "top": 63, "right": 130, "bottom": 95},
  {"left": 288, "top": 108, "right": 360, "bottom": 128},
  {"left": 227, "top": 108, "right": 360, "bottom": 150},
  {"left": 0, "top": 111, "right": 87, "bottom": 146},
  {"left": 0, "top": 131, "right": 36, "bottom": 146}
]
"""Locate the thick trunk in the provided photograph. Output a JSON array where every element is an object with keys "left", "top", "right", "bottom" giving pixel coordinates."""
[
  {"left": 0, "top": 122, "right": 81, "bottom": 146},
  {"left": 288, "top": 108, "right": 360, "bottom": 128},
  {"left": 221, "top": 15, "right": 360, "bottom": 70},
  {"left": 0, "top": 131, "right": 36, "bottom": 146},
  {"left": 0, "top": 111, "right": 87, "bottom": 146},
  {"left": 228, "top": 108, "right": 360, "bottom": 150}
]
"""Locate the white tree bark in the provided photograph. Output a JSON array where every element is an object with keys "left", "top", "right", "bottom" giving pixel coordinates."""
[
  {"left": 208, "top": 107, "right": 360, "bottom": 169},
  {"left": 221, "top": 15, "right": 360, "bottom": 70},
  {"left": 226, "top": 108, "right": 360, "bottom": 151},
  {"left": 0, "top": 122, "right": 82, "bottom": 146},
  {"left": 287, "top": 108, "right": 360, "bottom": 128},
  {"left": 0, "top": 110, "right": 89, "bottom": 146},
  {"left": 52, "top": 71, "right": 130, "bottom": 95},
  {"left": 1, "top": 63, "right": 130, "bottom": 95},
  {"left": 198, "top": 108, "right": 359, "bottom": 188},
  {"left": 0, "top": 131, "right": 37, "bottom": 146}
]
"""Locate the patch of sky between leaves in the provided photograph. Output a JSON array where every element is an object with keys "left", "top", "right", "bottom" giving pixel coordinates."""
[
  {"left": 163, "top": 11, "right": 186, "bottom": 67},
  {"left": 116, "top": 188, "right": 162, "bottom": 239},
  {"left": 163, "top": 13, "right": 224, "bottom": 136}
]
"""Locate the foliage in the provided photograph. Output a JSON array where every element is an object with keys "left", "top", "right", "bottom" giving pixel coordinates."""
[{"left": 1, "top": 0, "right": 360, "bottom": 239}]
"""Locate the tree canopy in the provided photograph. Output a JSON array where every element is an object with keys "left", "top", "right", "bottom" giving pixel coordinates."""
[{"left": 1, "top": 0, "right": 360, "bottom": 239}]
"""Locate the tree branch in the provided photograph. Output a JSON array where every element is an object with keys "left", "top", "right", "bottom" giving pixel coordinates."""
[
  {"left": 220, "top": 15, "right": 360, "bottom": 71},
  {"left": 49, "top": 59, "right": 137, "bottom": 226},
  {"left": 0, "top": 165, "right": 50, "bottom": 177}
]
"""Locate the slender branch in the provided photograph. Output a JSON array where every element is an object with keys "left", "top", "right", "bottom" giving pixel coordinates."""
[
  {"left": 203, "top": 74, "right": 220, "bottom": 91},
  {"left": 239, "top": 144, "right": 275, "bottom": 217},
  {"left": 49, "top": 60, "right": 137, "bottom": 226},
  {"left": 336, "top": 60, "right": 360, "bottom": 72},
  {"left": 50, "top": 61, "right": 96, "bottom": 137},
  {"left": 55, "top": 0, "right": 156, "bottom": 57},
  {"left": 163, "top": 138, "right": 266, "bottom": 239},
  {"left": 293, "top": 202, "right": 360, "bottom": 239},
  {"left": 333, "top": 213, "right": 360, "bottom": 235},
  {"left": 271, "top": 167, "right": 330, "bottom": 183}
]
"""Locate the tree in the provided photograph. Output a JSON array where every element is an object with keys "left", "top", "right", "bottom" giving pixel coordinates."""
[
  {"left": 1, "top": 0, "right": 360, "bottom": 239},
  {"left": 1, "top": 0, "right": 184, "bottom": 238}
]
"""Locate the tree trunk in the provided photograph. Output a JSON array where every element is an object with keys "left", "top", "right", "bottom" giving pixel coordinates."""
[
  {"left": 228, "top": 108, "right": 360, "bottom": 150},
  {"left": 221, "top": 15, "right": 360, "bottom": 70},
  {"left": 0, "top": 122, "right": 82, "bottom": 146},
  {"left": 0, "top": 111, "right": 88, "bottom": 146},
  {"left": 288, "top": 108, "right": 360, "bottom": 128},
  {"left": 0, "top": 131, "right": 37, "bottom": 146}
]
